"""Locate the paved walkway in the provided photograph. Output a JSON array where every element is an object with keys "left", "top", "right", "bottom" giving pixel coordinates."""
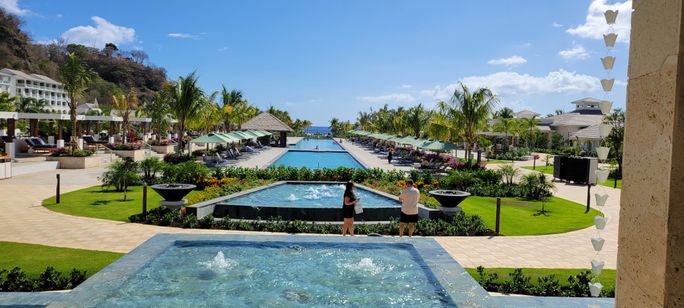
[{"left": 0, "top": 138, "right": 619, "bottom": 270}]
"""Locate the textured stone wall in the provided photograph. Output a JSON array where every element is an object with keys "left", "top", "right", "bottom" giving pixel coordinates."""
[{"left": 618, "top": 0, "right": 684, "bottom": 306}]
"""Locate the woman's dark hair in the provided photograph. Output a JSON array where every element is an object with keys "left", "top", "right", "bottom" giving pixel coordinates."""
[{"left": 344, "top": 181, "right": 355, "bottom": 197}]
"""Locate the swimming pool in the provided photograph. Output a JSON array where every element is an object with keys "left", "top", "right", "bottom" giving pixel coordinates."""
[
  {"left": 288, "top": 138, "right": 344, "bottom": 150},
  {"left": 272, "top": 151, "right": 365, "bottom": 169},
  {"left": 60, "top": 234, "right": 490, "bottom": 307},
  {"left": 226, "top": 183, "right": 399, "bottom": 208},
  {"left": 188, "top": 182, "right": 404, "bottom": 221}
]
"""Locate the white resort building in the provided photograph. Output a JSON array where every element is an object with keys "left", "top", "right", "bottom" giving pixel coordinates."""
[
  {"left": 538, "top": 97, "right": 607, "bottom": 150},
  {"left": 0, "top": 68, "right": 70, "bottom": 114}
]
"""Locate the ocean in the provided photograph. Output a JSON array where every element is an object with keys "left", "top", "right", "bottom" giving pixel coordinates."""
[{"left": 303, "top": 126, "right": 332, "bottom": 134}]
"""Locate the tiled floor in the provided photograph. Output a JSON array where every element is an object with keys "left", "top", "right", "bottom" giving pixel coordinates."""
[{"left": 0, "top": 138, "right": 619, "bottom": 269}]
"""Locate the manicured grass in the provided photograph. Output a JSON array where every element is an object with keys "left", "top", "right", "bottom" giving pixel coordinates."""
[
  {"left": 43, "top": 185, "right": 201, "bottom": 222},
  {"left": 522, "top": 166, "right": 622, "bottom": 189},
  {"left": 484, "top": 159, "right": 516, "bottom": 164},
  {"left": 465, "top": 268, "right": 616, "bottom": 291},
  {"left": 460, "top": 196, "right": 602, "bottom": 236},
  {"left": 0, "top": 241, "right": 123, "bottom": 278}
]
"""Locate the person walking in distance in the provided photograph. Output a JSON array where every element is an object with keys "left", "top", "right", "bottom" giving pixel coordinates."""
[
  {"left": 398, "top": 179, "right": 420, "bottom": 237},
  {"left": 387, "top": 148, "right": 393, "bottom": 164}
]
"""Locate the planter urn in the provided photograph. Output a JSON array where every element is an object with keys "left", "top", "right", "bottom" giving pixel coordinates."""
[
  {"left": 428, "top": 190, "right": 471, "bottom": 215},
  {"left": 591, "top": 259, "right": 605, "bottom": 275},
  {"left": 151, "top": 183, "right": 197, "bottom": 210},
  {"left": 595, "top": 193, "right": 609, "bottom": 207}
]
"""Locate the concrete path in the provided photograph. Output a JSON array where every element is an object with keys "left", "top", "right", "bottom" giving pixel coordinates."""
[{"left": 0, "top": 138, "right": 619, "bottom": 270}]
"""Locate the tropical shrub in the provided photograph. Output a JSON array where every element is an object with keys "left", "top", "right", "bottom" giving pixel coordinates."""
[
  {"left": 139, "top": 157, "right": 164, "bottom": 184},
  {"left": 212, "top": 166, "right": 407, "bottom": 183},
  {"left": 99, "top": 158, "right": 142, "bottom": 192},
  {"left": 0, "top": 267, "right": 88, "bottom": 292},
  {"left": 163, "top": 152, "right": 194, "bottom": 164},
  {"left": 473, "top": 267, "right": 613, "bottom": 297},
  {"left": 160, "top": 162, "right": 210, "bottom": 186},
  {"left": 105, "top": 143, "right": 142, "bottom": 151},
  {"left": 497, "top": 164, "right": 519, "bottom": 185},
  {"left": 49, "top": 148, "right": 94, "bottom": 157},
  {"left": 519, "top": 173, "right": 555, "bottom": 201}
]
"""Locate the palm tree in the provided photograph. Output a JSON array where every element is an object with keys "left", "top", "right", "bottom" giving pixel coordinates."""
[
  {"left": 432, "top": 83, "right": 498, "bottom": 164},
  {"left": 60, "top": 53, "right": 95, "bottom": 149},
  {"left": 554, "top": 109, "right": 565, "bottom": 115},
  {"left": 494, "top": 107, "right": 514, "bottom": 119},
  {"left": 520, "top": 116, "right": 540, "bottom": 149},
  {"left": 16, "top": 97, "right": 47, "bottom": 113},
  {"left": 356, "top": 111, "right": 371, "bottom": 131},
  {"left": 604, "top": 108, "right": 625, "bottom": 188},
  {"left": 141, "top": 90, "right": 171, "bottom": 143},
  {"left": 492, "top": 117, "right": 517, "bottom": 151},
  {"left": 112, "top": 89, "right": 139, "bottom": 143},
  {"left": 168, "top": 72, "right": 205, "bottom": 153},
  {"left": 406, "top": 104, "right": 431, "bottom": 138},
  {"left": 329, "top": 118, "right": 341, "bottom": 135},
  {"left": 220, "top": 86, "right": 244, "bottom": 131}
]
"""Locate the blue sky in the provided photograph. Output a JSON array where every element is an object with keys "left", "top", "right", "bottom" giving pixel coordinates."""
[{"left": 3, "top": 0, "right": 631, "bottom": 125}]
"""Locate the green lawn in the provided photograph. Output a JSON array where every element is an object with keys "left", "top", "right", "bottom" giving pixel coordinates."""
[
  {"left": 522, "top": 166, "right": 622, "bottom": 189},
  {"left": 465, "top": 268, "right": 616, "bottom": 291},
  {"left": 460, "top": 196, "right": 602, "bottom": 236},
  {"left": 0, "top": 241, "right": 123, "bottom": 278},
  {"left": 484, "top": 159, "right": 516, "bottom": 164},
  {"left": 43, "top": 185, "right": 201, "bottom": 222}
]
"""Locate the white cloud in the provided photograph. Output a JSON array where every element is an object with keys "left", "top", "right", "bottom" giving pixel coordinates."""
[
  {"left": 358, "top": 93, "right": 416, "bottom": 103},
  {"left": 400, "top": 84, "right": 413, "bottom": 89},
  {"left": 552, "top": 22, "right": 564, "bottom": 28},
  {"left": 0, "top": 0, "right": 29, "bottom": 16},
  {"left": 559, "top": 45, "right": 590, "bottom": 60},
  {"left": 217, "top": 46, "right": 229, "bottom": 52},
  {"left": 56, "top": 13, "right": 63, "bottom": 18},
  {"left": 567, "top": 0, "right": 632, "bottom": 43},
  {"left": 168, "top": 32, "right": 199, "bottom": 39},
  {"left": 420, "top": 70, "right": 599, "bottom": 102},
  {"left": 487, "top": 55, "right": 527, "bottom": 67},
  {"left": 61, "top": 16, "right": 135, "bottom": 48}
]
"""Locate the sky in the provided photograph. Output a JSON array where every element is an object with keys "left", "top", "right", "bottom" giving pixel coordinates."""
[{"left": 2, "top": 0, "right": 631, "bottom": 126}]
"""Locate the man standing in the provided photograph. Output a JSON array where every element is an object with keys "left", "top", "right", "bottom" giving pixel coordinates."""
[{"left": 398, "top": 179, "right": 420, "bottom": 237}]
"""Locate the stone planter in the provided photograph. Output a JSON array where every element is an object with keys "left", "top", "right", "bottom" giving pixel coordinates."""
[
  {"left": 113, "top": 149, "right": 147, "bottom": 161},
  {"left": 151, "top": 145, "right": 175, "bottom": 154},
  {"left": 47, "top": 156, "right": 101, "bottom": 169}
]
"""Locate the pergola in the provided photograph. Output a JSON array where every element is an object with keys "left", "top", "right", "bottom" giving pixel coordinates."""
[{"left": 241, "top": 113, "right": 293, "bottom": 147}]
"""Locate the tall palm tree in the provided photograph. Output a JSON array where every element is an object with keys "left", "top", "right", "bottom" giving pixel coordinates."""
[
  {"left": 494, "top": 107, "right": 514, "bottom": 119},
  {"left": 432, "top": 83, "right": 498, "bottom": 163},
  {"left": 329, "top": 118, "right": 341, "bottom": 135},
  {"left": 604, "top": 108, "right": 625, "bottom": 188},
  {"left": 168, "top": 72, "right": 205, "bottom": 153},
  {"left": 492, "top": 118, "right": 517, "bottom": 151},
  {"left": 60, "top": 53, "right": 95, "bottom": 149},
  {"left": 112, "top": 89, "right": 139, "bottom": 143},
  {"left": 141, "top": 90, "right": 171, "bottom": 143},
  {"left": 554, "top": 109, "right": 565, "bottom": 115},
  {"left": 220, "top": 86, "right": 244, "bottom": 131},
  {"left": 406, "top": 104, "right": 431, "bottom": 138},
  {"left": 16, "top": 97, "right": 47, "bottom": 113},
  {"left": 520, "top": 115, "right": 540, "bottom": 148}
]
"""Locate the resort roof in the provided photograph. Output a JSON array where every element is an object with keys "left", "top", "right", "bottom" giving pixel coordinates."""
[
  {"left": 548, "top": 113, "right": 603, "bottom": 127},
  {"left": 569, "top": 124, "right": 605, "bottom": 140},
  {"left": 242, "top": 112, "right": 293, "bottom": 132}
]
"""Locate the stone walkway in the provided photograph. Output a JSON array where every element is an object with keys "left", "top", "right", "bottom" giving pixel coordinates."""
[{"left": 0, "top": 139, "right": 619, "bottom": 270}]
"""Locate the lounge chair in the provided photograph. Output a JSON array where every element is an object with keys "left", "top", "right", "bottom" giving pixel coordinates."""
[
  {"left": 83, "top": 135, "right": 108, "bottom": 150},
  {"left": 25, "top": 138, "right": 57, "bottom": 153}
]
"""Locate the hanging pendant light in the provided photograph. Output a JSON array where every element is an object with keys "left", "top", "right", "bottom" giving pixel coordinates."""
[
  {"left": 591, "top": 237, "right": 605, "bottom": 251},
  {"left": 595, "top": 193, "right": 609, "bottom": 207},
  {"left": 595, "top": 170, "right": 610, "bottom": 184},
  {"left": 601, "top": 79, "right": 615, "bottom": 92},
  {"left": 594, "top": 216, "right": 608, "bottom": 230},
  {"left": 597, "top": 146, "right": 610, "bottom": 160},
  {"left": 599, "top": 100, "right": 613, "bottom": 114},
  {"left": 599, "top": 124, "right": 612, "bottom": 138},
  {"left": 591, "top": 259, "right": 605, "bottom": 275}
]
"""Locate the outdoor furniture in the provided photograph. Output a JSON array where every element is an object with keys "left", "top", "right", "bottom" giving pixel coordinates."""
[
  {"left": 25, "top": 138, "right": 57, "bottom": 153},
  {"left": 83, "top": 135, "right": 108, "bottom": 150}
]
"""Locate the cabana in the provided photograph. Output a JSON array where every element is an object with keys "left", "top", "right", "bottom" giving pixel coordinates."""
[{"left": 241, "top": 113, "right": 293, "bottom": 147}]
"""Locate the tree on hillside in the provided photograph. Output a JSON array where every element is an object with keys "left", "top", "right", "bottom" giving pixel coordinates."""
[
  {"left": 60, "top": 53, "right": 95, "bottom": 149},
  {"left": 168, "top": 72, "right": 205, "bottom": 152},
  {"left": 0, "top": 9, "right": 32, "bottom": 71},
  {"left": 103, "top": 43, "right": 118, "bottom": 58},
  {"left": 604, "top": 109, "right": 625, "bottom": 188},
  {"left": 112, "top": 88, "right": 139, "bottom": 143},
  {"left": 130, "top": 50, "right": 148, "bottom": 64},
  {"left": 554, "top": 109, "right": 565, "bottom": 115}
]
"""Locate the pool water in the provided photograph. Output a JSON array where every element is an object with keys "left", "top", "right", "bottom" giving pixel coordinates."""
[
  {"left": 225, "top": 183, "right": 400, "bottom": 208},
  {"left": 289, "top": 138, "right": 343, "bottom": 150},
  {"left": 272, "top": 151, "right": 364, "bottom": 169},
  {"left": 95, "top": 241, "right": 453, "bottom": 307}
]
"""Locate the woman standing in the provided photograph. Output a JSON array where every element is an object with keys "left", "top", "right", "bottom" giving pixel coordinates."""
[
  {"left": 342, "top": 181, "right": 359, "bottom": 236},
  {"left": 387, "top": 148, "right": 394, "bottom": 164}
]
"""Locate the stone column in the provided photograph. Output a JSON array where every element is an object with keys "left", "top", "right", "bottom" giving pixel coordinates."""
[{"left": 617, "top": 0, "right": 684, "bottom": 306}]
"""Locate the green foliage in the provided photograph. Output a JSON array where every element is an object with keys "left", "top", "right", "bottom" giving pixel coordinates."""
[
  {"left": 163, "top": 152, "right": 194, "bottom": 164},
  {"left": 212, "top": 166, "right": 407, "bottom": 183},
  {"left": 497, "top": 164, "right": 518, "bottom": 185},
  {"left": 0, "top": 267, "right": 88, "bottom": 292},
  {"left": 131, "top": 208, "right": 493, "bottom": 236},
  {"left": 49, "top": 148, "right": 94, "bottom": 157},
  {"left": 139, "top": 157, "right": 164, "bottom": 184},
  {"left": 99, "top": 158, "right": 141, "bottom": 192},
  {"left": 161, "top": 161, "right": 210, "bottom": 186},
  {"left": 519, "top": 173, "right": 555, "bottom": 201},
  {"left": 472, "top": 267, "right": 612, "bottom": 297}
]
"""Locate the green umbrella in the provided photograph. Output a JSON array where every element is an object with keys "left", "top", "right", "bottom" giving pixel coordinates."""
[
  {"left": 225, "top": 131, "right": 252, "bottom": 140},
  {"left": 216, "top": 133, "right": 241, "bottom": 142},
  {"left": 241, "top": 130, "right": 262, "bottom": 138},
  {"left": 418, "top": 140, "right": 458, "bottom": 152},
  {"left": 190, "top": 133, "right": 233, "bottom": 144},
  {"left": 258, "top": 130, "right": 272, "bottom": 136},
  {"left": 397, "top": 136, "right": 421, "bottom": 146}
]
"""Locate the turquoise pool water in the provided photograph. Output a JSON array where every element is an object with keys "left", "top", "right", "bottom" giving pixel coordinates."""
[
  {"left": 289, "top": 138, "right": 343, "bottom": 150},
  {"left": 272, "top": 151, "right": 364, "bottom": 169},
  {"left": 225, "top": 183, "right": 399, "bottom": 208},
  {"left": 94, "top": 241, "right": 453, "bottom": 307}
]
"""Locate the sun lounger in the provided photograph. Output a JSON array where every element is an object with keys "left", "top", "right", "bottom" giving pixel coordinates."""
[{"left": 25, "top": 138, "right": 57, "bottom": 152}]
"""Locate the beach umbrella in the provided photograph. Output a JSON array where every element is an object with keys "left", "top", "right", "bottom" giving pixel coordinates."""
[
  {"left": 241, "top": 130, "right": 263, "bottom": 138},
  {"left": 397, "top": 136, "right": 422, "bottom": 146},
  {"left": 190, "top": 133, "right": 234, "bottom": 144},
  {"left": 215, "top": 133, "right": 242, "bottom": 142},
  {"left": 225, "top": 131, "right": 252, "bottom": 140},
  {"left": 418, "top": 140, "right": 458, "bottom": 152}
]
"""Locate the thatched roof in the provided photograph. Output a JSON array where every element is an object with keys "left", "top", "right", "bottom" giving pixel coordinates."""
[{"left": 242, "top": 112, "right": 293, "bottom": 132}]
